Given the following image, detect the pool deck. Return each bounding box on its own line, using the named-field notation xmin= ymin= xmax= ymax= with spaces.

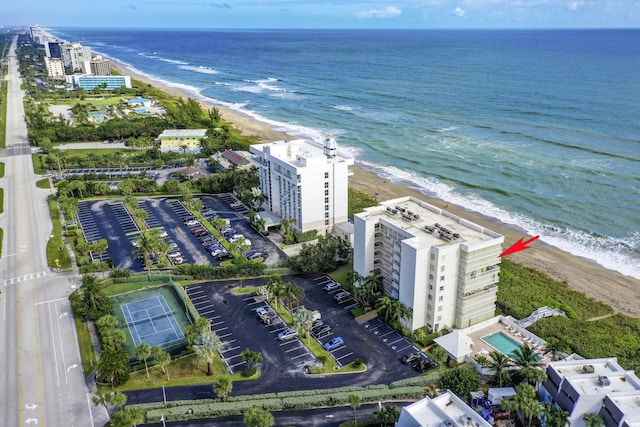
xmin=466 ymin=321 xmax=551 ymax=363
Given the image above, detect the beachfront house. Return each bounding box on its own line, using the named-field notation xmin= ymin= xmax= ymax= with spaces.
xmin=353 ymin=196 xmax=504 ymax=332
xmin=541 ymin=357 xmax=640 ymax=427
xmin=157 ymin=129 xmax=207 ymax=154
xmin=250 ymin=138 xmax=354 ymax=233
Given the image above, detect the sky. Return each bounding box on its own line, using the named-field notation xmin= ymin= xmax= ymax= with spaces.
xmin=4 ymin=0 xmax=640 ymax=29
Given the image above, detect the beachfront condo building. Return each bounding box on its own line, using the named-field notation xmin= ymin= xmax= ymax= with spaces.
xmin=157 ymin=129 xmax=207 ymax=154
xmin=61 ymin=43 xmax=92 ymax=72
xmin=250 ymin=138 xmax=354 ymax=233
xmin=541 ymin=357 xmax=640 ymax=427
xmin=44 ymin=57 xmax=65 ymax=79
xmin=81 ymin=56 xmax=111 ymax=76
xmin=396 ymin=390 xmax=492 ymax=427
xmin=45 ymin=40 xmax=63 ymax=59
xmin=353 ymin=196 xmax=504 ymax=332
xmin=66 ymin=74 xmax=132 ymax=91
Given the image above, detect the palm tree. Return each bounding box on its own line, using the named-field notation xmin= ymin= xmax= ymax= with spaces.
xmin=502 ymin=383 xmax=541 ymax=427
xmin=510 ymin=343 xmax=546 ymax=385
xmin=293 ymin=307 xmax=314 ymax=344
xmin=131 ymin=229 xmax=163 ymax=279
xmin=240 ymin=348 xmax=262 ymax=376
xmin=375 ymin=295 xmax=394 ymax=323
xmin=374 ymin=405 xmax=400 ymax=426
xmin=211 ymin=217 xmax=228 ymax=232
xmin=110 ymin=391 xmax=127 ymax=411
xmin=541 ymin=402 xmax=569 ymax=427
xmin=489 ymin=351 xmax=512 ymax=387
xmin=132 ymin=209 xmax=148 ymax=229
xmin=92 ymin=389 xmax=112 ymax=420
xmin=87 ymin=152 xmax=99 ymax=170
xmin=279 ymin=218 xmax=296 ymax=244
xmin=212 ymin=376 xmax=233 ymax=401
xmin=348 ymin=394 xmax=362 ymax=423
xmin=282 ymin=281 xmax=304 ymax=313
xmin=135 ymin=343 xmax=152 ymax=379
xmin=243 ymin=407 xmax=274 ymax=427
xmin=544 ymin=337 xmax=563 ymax=361
xmin=193 ymin=330 xmax=221 ymax=376
xmin=582 ymin=413 xmax=605 ymax=427
xmin=156 ymin=350 xmax=171 ymax=381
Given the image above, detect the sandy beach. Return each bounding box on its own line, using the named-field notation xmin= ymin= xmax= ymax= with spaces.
xmin=109 ymin=58 xmax=640 ymax=319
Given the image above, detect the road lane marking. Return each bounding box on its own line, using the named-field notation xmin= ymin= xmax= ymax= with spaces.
xmin=48 ymin=304 xmax=61 ymax=387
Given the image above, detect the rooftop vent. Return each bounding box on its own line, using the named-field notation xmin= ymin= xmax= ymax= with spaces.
xmin=598 ymin=376 xmax=611 ymax=387
xmin=583 ymin=365 xmax=595 ymax=374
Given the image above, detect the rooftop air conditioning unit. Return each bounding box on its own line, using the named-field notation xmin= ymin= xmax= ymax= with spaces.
xmin=598 ymin=376 xmax=611 ymax=387
xmin=583 ymin=365 xmax=595 ymax=374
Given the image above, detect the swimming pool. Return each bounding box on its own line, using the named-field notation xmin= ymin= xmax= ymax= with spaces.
xmin=481 ymin=331 xmax=542 ymax=360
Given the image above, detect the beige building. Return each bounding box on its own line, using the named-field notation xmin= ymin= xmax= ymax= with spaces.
xmin=81 ymin=56 xmax=111 ymax=76
xmin=44 ymin=57 xmax=65 ymax=79
xmin=354 ymin=196 xmax=503 ymax=332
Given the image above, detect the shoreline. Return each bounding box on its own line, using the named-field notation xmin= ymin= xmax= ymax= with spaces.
xmin=107 ymin=56 xmax=640 ymax=319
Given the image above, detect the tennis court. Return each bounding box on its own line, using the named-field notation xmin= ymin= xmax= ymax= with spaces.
xmin=111 ymin=284 xmax=193 ymax=359
xmin=121 ymin=295 xmax=185 ymax=348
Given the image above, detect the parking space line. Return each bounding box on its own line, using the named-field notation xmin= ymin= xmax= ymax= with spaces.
xmin=187 ymin=290 xmax=206 ymax=297
xmin=285 ymin=346 xmax=305 ymax=353
xmin=213 ymin=327 xmax=228 ymax=333
xmin=387 ymin=337 xmax=405 ymax=346
xmin=395 ymin=344 xmax=414 ymax=353
xmin=219 ymin=346 xmax=240 ymax=353
xmin=368 ymin=324 xmax=386 ymax=332
xmin=312 ymin=276 xmax=330 ymax=281
xmin=222 ymin=339 xmax=236 ymax=345
xmin=187 ymin=285 xmax=202 ymax=290
xmin=218 ymin=333 xmax=232 ymax=339
xmin=291 ymin=353 xmax=312 ymax=360
xmin=228 ymin=361 xmax=247 ymax=369
xmin=199 ymin=309 xmax=216 ymax=315
xmin=335 ymin=352 xmax=354 ymax=362
xmin=190 ymin=295 xmax=209 ymax=302
xmin=209 ymin=321 xmax=224 ymax=327
xmin=194 ymin=303 xmax=212 ymax=310
xmin=379 ymin=330 xmax=397 ymax=338
xmin=246 ymin=300 xmax=263 ymax=306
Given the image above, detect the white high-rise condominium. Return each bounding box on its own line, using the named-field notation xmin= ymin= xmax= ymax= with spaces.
xmin=250 ymin=138 xmax=354 ymax=233
xmin=353 ymin=196 xmax=504 ymax=332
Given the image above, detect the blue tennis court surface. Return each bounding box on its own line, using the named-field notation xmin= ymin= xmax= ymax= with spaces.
xmin=121 ymin=295 xmax=185 ymax=348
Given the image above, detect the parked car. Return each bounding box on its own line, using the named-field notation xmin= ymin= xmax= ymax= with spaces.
xmin=167 ymin=252 xmax=182 ymax=259
xmin=191 ymin=227 xmax=207 ymax=235
xmin=333 ymin=291 xmax=352 ymax=303
xmin=311 ymin=324 xmax=332 ymax=338
xmin=246 ymin=251 xmax=263 ymax=260
xmin=185 ymin=220 xmax=200 ymax=226
xmin=402 ymin=352 xmax=422 ymax=365
xmin=323 ymin=282 xmax=342 ymax=292
xmin=256 ymin=307 xmax=270 ymax=324
xmin=414 ymin=358 xmax=438 ymax=372
xmin=200 ymin=209 xmax=215 ymax=216
xmin=276 ymin=328 xmax=298 ymax=341
xmin=158 ymin=230 xmax=168 ymax=238
xmin=311 ymin=319 xmax=323 ymax=330
xmin=215 ymin=252 xmax=233 ymax=261
xmin=322 ymin=337 xmax=344 ymax=351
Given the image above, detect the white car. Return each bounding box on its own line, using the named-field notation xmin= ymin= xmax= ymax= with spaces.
xmin=185 ymin=220 xmax=200 ymax=226
xmin=277 ymin=328 xmax=298 ymax=341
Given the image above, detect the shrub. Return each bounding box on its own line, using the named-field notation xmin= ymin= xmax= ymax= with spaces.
xmin=352 ymin=358 xmax=363 ymax=368
xmin=110 ymin=269 xmax=132 ymax=278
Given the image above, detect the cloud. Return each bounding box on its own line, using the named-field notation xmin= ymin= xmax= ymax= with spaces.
xmin=356 ymin=6 xmax=402 ymax=19
xmin=123 ymin=4 xmax=138 ymax=10
xmin=142 ymin=1 xmax=231 ymax=6
xmin=452 ymin=6 xmax=465 ymax=16
xmin=567 ymin=0 xmax=584 ymax=10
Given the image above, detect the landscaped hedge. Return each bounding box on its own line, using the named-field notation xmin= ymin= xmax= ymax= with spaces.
xmin=139 ymin=384 xmax=423 ymax=423
xmin=173 ymin=263 xmax=266 ymax=279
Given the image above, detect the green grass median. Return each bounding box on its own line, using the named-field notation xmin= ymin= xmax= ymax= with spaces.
xmin=46 ymin=195 xmax=72 ymax=268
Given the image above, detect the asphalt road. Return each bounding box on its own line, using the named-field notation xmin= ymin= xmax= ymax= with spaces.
xmin=0 ymin=37 xmax=106 ymax=427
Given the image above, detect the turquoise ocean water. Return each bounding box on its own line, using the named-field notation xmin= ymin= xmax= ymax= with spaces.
xmin=52 ymin=28 xmax=640 ymax=278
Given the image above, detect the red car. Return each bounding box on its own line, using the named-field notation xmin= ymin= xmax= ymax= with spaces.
xmin=191 ymin=228 xmax=206 ymax=235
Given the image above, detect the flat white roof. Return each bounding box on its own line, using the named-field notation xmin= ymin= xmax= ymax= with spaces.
xmin=158 ymin=129 xmax=207 ymax=138
xmin=251 ymin=139 xmax=353 ymax=168
xmin=399 ymin=391 xmax=492 ymax=426
xmin=550 ymin=358 xmax=626 ymax=377
xmin=358 ymin=196 xmax=502 ymax=247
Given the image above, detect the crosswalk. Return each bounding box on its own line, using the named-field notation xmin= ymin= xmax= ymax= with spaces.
xmin=3 ymin=271 xmax=48 ymax=286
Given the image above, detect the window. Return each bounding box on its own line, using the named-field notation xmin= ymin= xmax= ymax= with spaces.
xmin=437 ymin=305 xmax=443 ymax=312
xmin=324 ymin=182 xmax=329 ymax=188
xmin=440 ymin=275 xmax=445 ymax=281
xmin=439 ymin=286 xmax=444 ymax=291
xmin=324 ymin=189 xmax=329 ymax=196
xmin=325 ymin=219 xmax=330 ymax=226
xmin=325 ymin=212 xmax=329 ymax=218
xmin=429 ymin=285 xmax=433 ymax=290
xmin=437 ymin=315 xmax=442 ymax=321
xmin=440 ymin=266 xmax=446 ymax=272
xmin=325 ymin=197 xmax=329 ymax=203
xmin=324 ymin=172 xmax=329 ymax=179
xmin=325 ymin=204 xmax=329 ymax=211
xmin=439 ymin=296 xmax=444 ymax=302
xmin=428 ymin=294 xmax=432 ymax=300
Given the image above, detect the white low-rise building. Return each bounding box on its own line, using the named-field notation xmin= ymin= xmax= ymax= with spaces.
xmin=396 ymin=390 xmax=493 ymax=427
xmin=250 ymin=138 xmax=353 ymax=233
xmin=542 ymin=357 xmax=640 ymax=427
xmin=354 ymin=196 xmax=503 ymax=332
xmin=44 ymin=57 xmax=65 ymax=79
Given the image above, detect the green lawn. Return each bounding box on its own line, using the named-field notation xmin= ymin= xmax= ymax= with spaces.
xmin=0 ymin=188 xmax=3 ymax=214
xmin=50 ymin=147 xmax=127 ymax=156
xmin=45 ymin=195 xmax=72 ymax=268
xmin=36 ymin=178 xmax=50 ymax=189
xmin=70 ymin=292 xmax=97 ymax=376
xmin=0 ymin=162 xmax=5 ymax=178
xmin=47 ymin=96 xmax=124 ymax=106
xmin=32 ymin=154 xmax=47 ymax=175
xmin=0 ymin=228 xmax=4 ymax=259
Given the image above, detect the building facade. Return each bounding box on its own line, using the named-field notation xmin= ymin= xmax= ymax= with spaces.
xmin=542 ymin=357 xmax=640 ymax=427
xmin=157 ymin=129 xmax=207 ymax=154
xmin=66 ymin=75 xmax=132 ymax=90
xmin=61 ymin=43 xmax=92 ymax=72
xmin=250 ymin=138 xmax=353 ymax=233
xmin=353 ymin=196 xmax=503 ymax=332
xmin=44 ymin=57 xmax=65 ymax=79
xmin=81 ymin=56 xmax=111 ymax=76
xmin=45 ymin=40 xmax=63 ymax=58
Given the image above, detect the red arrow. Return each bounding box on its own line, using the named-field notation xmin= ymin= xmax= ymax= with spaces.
xmin=499 ymin=235 xmax=540 ymax=257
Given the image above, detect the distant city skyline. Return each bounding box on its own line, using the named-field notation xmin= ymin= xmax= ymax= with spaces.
xmin=5 ymin=0 xmax=640 ymax=29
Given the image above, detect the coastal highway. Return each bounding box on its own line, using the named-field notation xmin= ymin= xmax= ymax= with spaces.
xmin=0 ymin=37 xmax=104 ymax=427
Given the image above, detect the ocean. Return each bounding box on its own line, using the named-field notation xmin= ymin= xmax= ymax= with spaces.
xmin=50 ymin=28 xmax=640 ymax=279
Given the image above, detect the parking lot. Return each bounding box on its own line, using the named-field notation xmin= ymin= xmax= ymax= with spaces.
xmin=180 ymin=275 xmax=422 ymax=387
xmin=75 ymin=194 xmax=286 ymax=271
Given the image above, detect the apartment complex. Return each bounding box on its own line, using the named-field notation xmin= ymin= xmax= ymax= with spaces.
xmin=542 ymin=357 xmax=640 ymax=427
xmin=250 ymin=138 xmax=353 ymax=233
xmin=44 ymin=57 xmax=65 ymax=79
xmin=61 ymin=42 xmax=93 ymax=72
xmin=157 ymin=129 xmax=207 ymax=154
xmin=353 ymin=196 xmax=503 ymax=332
xmin=66 ymin=75 xmax=132 ymax=91
xmin=81 ymin=55 xmax=111 ymax=76
xmin=396 ymin=390 xmax=493 ymax=427
xmin=44 ymin=40 xmax=63 ymax=59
